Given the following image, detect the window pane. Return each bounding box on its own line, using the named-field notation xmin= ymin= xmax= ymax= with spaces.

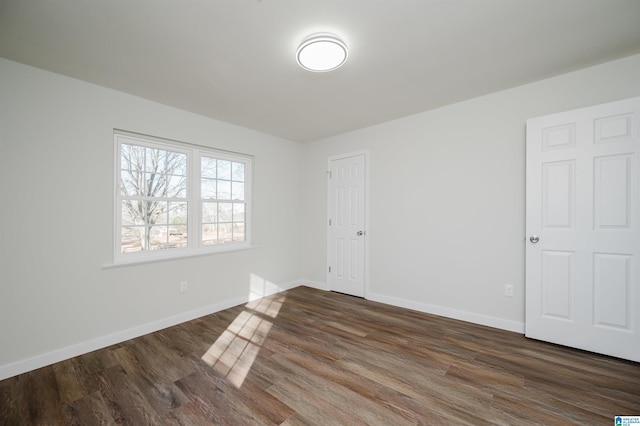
xmin=201 ymin=178 xmax=216 ymax=199
xmin=149 ymin=226 xmax=168 ymax=250
xmin=201 ymin=157 xmax=217 ymax=178
xmin=218 ymin=160 xmax=231 ymax=180
xmin=142 ymin=148 xmax=187 ymax=197
xmin=218 ymin=223 xmax=233 ymax=243
xmin=122 ymin=201 xmax=145 ymax=226
xmin=146 ymin=148 xmax=166 ymax=172
xmin=145 ymin=172 xmax=164 ymax=197
xmin=219 ymin=203 xmax=232 ymax=222
xmin=217 ymin=180 xmax=231 ymax=200
xmin=120 ymin=169 xmax=143 ymax=196
xmin=126 ymin=200 xmax=147 ymax=224
xmin=233 ymin=203 xmax=245 ymax=222
xmin=121 ymin=226 xmax=143 ymax=253
xmin=120 ymin=144 xmax=146 ymax=196
xmin=202 ymin=202 xmax=217 ymax=223
xmin=231 ymin=182 xmax=244 ymax=200
xmin=232 ymin=223 xmax=245 ymax=242
xmin=122 ymin=200 xmax=174 ymax=229
xmin=169 ymin=202 xmax=187 ymax=224
xmin=121 ymin=144 xmax=145 ymax=172
xmin=166 ymin=175 xmax=187 ymax=198
xmin=169 ymin=152 xmax=187 ymax=176
xmin=202 ymin=224 xmax=217 ymax=245
xmin=232 ymin=162 xmax=245 ymax=181
xmin=168 ymin=225 xmax=188 ymax=248
xmin=147 ymin=201 xmax=168 ymax=225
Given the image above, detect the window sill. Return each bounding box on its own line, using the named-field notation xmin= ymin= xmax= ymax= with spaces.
xmin=102 ymin=242 xmax=258 ymax=269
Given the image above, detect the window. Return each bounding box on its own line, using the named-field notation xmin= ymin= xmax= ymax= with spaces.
xmin=115 ymin=132 xmax=252 ymax=264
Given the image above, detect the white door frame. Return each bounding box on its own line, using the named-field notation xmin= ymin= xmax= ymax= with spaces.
xmin=327 ymin=150 xmax=370 ymax=298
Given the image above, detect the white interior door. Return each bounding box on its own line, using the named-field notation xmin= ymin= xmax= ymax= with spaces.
xmin=327 ymin=153 xmax=367 ymax=297
xmin=525 ymin=97 xmax=640 ymax=362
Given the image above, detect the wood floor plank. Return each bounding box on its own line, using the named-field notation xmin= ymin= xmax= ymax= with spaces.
xmin=94 ymin=365 xmax=163 ymax=425
xmin=494 ymin=384 xmax=610 ymax=425
xmin=268 ymin=356 xmax=414 ymax=426
xmin=51 ymin=360 xmax=88 ymax=404
xmin=183 ymin=350 xmax=295 ymax=423
xmin=176 ymin=356 xmax=294 ymax=425
xmin=113 ymin=345 xmax=190 ymax=417
xmin=1 ymin=286 xmax=639 ymax=425
xmin=267 ymin=375 xmax=395 ymax=426
xmin=0 ymin=373 xmax=29 ymax=425
xmin=161 ymin=400 xmax=210 ymax=426
xmin=23 ymin=367 xmax=66 ymax=425
xmin=63 ymin=391 xmax=116 ymax=425
xmin=369 ymin=385 xmax=448 ymax=425
xmin=334 ymin=357 xmax=487 ymax=425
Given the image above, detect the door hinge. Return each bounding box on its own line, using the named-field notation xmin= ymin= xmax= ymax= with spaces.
xmin=329 ymin=218 xmax=332 ymax=226
xmin=329 ymin=266 xmax=332 ymax=273
xmin=327 ymin=171 xmax=332 ymax=179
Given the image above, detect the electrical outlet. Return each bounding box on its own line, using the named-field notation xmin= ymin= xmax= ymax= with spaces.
xmin=504 ymin=284 xmax=514 ymax=297
xmin=180 ymin=281 xmax=188 ymax=293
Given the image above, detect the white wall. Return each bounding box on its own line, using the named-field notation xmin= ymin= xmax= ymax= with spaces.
xmin=0 ymin=59 xmax=304 ymax=379
xmin=301 ymin=53 xmax=640 ymax=332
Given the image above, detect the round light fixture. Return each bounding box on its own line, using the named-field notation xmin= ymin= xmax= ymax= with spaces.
xmin=296 ymin=33 xmax=348 ymax=72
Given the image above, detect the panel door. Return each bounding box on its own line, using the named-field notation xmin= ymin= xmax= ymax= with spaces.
xmin=525 ymin=97 xmax=640 ymax=362
xmin=327 ymin=154 xmax=366 ymax=297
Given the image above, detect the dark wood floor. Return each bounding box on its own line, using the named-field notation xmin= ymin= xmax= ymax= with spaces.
xmin=1 ymin=286 xmax=639 ymax=425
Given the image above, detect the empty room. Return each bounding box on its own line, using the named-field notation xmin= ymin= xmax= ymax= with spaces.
xmin=1 ymin=1 xmax=640 ymax=424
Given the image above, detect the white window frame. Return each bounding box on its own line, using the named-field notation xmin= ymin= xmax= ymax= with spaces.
xmin=113 ymin=131 xmax=253 ymax=265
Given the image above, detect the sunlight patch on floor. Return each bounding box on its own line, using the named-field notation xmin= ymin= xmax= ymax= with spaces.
xmin=202 ymin=288 xmax=285 ymax=388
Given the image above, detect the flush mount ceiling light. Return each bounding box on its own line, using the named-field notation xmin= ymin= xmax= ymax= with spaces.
xmin=296 ymin=33 xmax=348 ymax=72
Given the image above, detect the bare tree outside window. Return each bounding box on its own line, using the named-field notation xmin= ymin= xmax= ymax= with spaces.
xmin=120 ymin=143 xmax=188 ymax=252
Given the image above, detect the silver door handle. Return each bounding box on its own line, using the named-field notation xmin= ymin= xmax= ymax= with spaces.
xmin=530 ymin=235 xmax=539 ymax=243
xmin=357 ymin=230 xmax=365 ymax=236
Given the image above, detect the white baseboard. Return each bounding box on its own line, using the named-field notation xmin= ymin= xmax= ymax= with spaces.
xmin=0 ymin=280 xmax=302 ymax=381
xmin=367 ymin=291 xmax=525 ymax=334
xmin=299 ymin=280 xmax=329 ymax=291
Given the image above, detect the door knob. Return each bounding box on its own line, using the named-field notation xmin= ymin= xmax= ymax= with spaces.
xmin=357 ymin=230 xmax=365 ymax=236
xmin=530 ymin=235 xmax=539 ymax=243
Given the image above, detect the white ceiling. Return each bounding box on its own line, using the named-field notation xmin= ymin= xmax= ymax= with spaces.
xmin=1 ymin=1 xmax=640 ymax=143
